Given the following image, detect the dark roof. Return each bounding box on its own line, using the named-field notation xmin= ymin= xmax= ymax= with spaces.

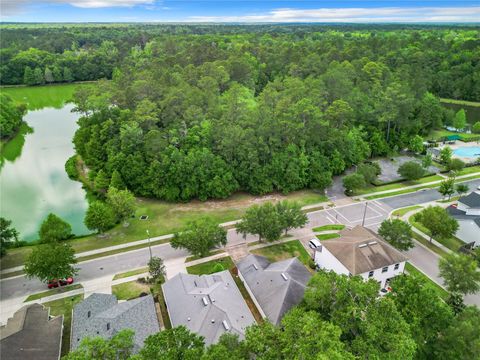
xmin=458 ymin=191 xmax=480 ymax=208
xmin=0 ymin=304 xmax=63 ymax=360
xmin=237 ymin=255 xmax=311 ymax=325
xmin=446 ymin=205 xmax=466 ymax=216
xmin=71 ymin=293 xmax=159 ymax=352
xmin=162 ymin=271 xmax=255 ymax=345
xmin=320 ymin=226 xmax=408 ymax=275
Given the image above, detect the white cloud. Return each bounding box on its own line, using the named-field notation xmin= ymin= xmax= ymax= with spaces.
xmin=188 ymin=6 xmax=480 ymax=23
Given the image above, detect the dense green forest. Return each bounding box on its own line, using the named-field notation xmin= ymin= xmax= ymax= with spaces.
xmin=0 ymin=93 xmax=26 ymax=139
xmin=3 ymin=24 xmax=479 ymax=201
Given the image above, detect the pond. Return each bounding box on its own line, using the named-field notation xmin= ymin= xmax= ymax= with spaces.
xmin=0 ymin=84 xmax=90 ymax=241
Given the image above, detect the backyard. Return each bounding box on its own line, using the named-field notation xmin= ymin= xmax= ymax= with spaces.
xmin=111 ymin=280 xmax=150 ymax=300
xmin=186 ymin=256 xmax=235 ymax=275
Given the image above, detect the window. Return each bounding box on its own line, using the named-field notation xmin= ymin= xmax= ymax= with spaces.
xmin=106 ymin=323 xmax=110 ymax=331
xmin=394 ymin=263 xmax=400 ymax=270
xmin=368 ymin=271 xmax=374 ymax=277
xmin=382 ymin=266 xmax=388 ymax=273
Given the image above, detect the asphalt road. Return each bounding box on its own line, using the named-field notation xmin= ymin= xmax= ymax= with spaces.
xmin=2 ymin=178 xmax=479 ymax=308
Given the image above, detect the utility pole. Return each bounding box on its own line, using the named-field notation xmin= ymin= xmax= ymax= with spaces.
xmin=146 ymin=229 xmax=152 ymax=261
xmin=361 ymin=202 xmax=368 ymax=227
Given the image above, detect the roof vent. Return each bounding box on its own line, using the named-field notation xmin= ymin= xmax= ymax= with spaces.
xmin=187 ymin=317 xmax=191 ymax=321
xmin=194 ymin=280 xmax=198 ymax=287
xmin=368 ymin=241 xmax=377 ymax=245
xmin=359 ymin=244 xmax=368 ymax=248
xmin=202 ymin=297 xmax=209 ymax=306
xmin=222 ymin=320 xmax=230 ymax=330
xmin=281 ymin=273 xmax=288 ymax=281
xmin=211 ymin=319 xmax=215 ymax=324
xmin=253 ymin=264 xmax=258 ymax=270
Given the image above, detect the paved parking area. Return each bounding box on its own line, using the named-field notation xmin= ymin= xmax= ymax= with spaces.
xmin=375 ymin=156 xmax=440 ymax=183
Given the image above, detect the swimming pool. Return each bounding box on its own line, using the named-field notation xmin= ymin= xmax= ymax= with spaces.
xmin=453 ymin=146 xmax=480 ymax=158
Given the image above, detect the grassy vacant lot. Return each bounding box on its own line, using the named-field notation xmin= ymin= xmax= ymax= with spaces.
xmin=409 ymin=216 xmax=464 ymax=253
xmin=392 ymin=206 xmax=422 ymax=217
xmin=312 ymin=224 xmax=345 ymax=232
xmin=113 ymin=267 xmax=148 ymax=280
xmin=24 ymin=284 xmax=83 ymax=302
xmin=251 ymin=240 xmax=310 ymax=266
xmin=44 ymin=294 xmax=84 ymax=356
xmin=186 ymin=256 xmax=235 ymax=275
xmin=405 ymin=263 xmax=449 ymax=300
xmin=355 ymin=174 xmax=444 ymax=196
xmin=1 ymin=190 xmax=327 ymax=270
xmin=112 ymin=280 xmax=150 ymax=300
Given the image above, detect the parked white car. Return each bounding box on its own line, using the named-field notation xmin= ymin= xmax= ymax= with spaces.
xmin=309 ymin=238 xmax=321 ymax=249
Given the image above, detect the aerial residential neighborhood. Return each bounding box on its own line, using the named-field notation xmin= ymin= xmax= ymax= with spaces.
xmin=1 ymin=1 xmax=480 ymax=359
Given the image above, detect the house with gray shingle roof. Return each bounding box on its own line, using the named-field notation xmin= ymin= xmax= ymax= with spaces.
xmin=71 ymin=293 xmax=159 ymax=352
xmin=237 ymin=255 xmax=312 ymax=325
xmin=447 ymin=191 xmax=480 ymax=247
xmin=314 ymin=226 xmax=407 ymax=289
xmin=162 ymin=270 xmax=255 ymax=345
xmin=0 ymin=303 xmax=63 ymax=360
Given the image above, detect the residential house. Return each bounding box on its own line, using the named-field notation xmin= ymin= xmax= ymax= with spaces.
xmin=162 ymin=270 xmax=255 ymax=345
xmin=237 ymin=255 xmax=312 ymax=325
xmin=447 ymin=190 xmax=480 ymax=247
xmin=0 ymin=303 xmax=63 ymax=360
xmin=314 ymin=225 xmax=408 ymax=289
xmin=71 ymin=293 xmax=159 ymax=352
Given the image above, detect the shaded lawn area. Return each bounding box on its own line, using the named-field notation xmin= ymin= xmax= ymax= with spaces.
xmin=186 ymin=256 xmax=235 ymax=275
xmin=409 ymin=216 xmax=464 ymax=253
xmin=112 ymin=280 xmax=150 ymax=300
xmin=1 ymin=190 xmax=327 ymax=270
xmin=24 ymin=284 xmax=83 ymax=302
xmin=355 ymin=174 xmax=444 ymax=196
xmin=405 ymin=263 xmax=449 ymax=300
xmin=392 ymin=206 xmax=422 ymax=217
xmin=251 ymin=240 xmax=310 ymax=266
xmin=113 ymin=267 xmax=148 ymax=281
xmin=312 ymin=224 xmax=345 ymax=232
xmin=412 ymin=233 xmax=448 ymax=258
xmin=150 ymin=283 xmax=172 ymax=329
xmin=230 ymin=269 xmax=264 ymax=323
xmin=316 ymin=233 xmax=341 ymax=240
xmin=44 ymin=294 xmax=84 ymax=357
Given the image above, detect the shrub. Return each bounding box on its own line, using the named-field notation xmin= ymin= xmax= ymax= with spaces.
xmin=65 ymin=155 xmax=79 ymax=180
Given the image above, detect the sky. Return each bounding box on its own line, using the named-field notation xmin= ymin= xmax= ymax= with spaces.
xmin=1 ymin=0 xmax=479 ymax=23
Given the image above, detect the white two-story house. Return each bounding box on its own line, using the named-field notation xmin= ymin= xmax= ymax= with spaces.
xmin=314 ymin=226 xmax=408 ymax=289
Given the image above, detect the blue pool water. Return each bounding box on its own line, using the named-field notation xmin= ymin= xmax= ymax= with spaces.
xmin=453 ymin=146 xmax=480 ymax=158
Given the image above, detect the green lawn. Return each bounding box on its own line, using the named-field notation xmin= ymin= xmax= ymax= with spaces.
xmin=186 ymin=256 xmax=235 ymax=275
xmin=312 ymin=224 xmax=345 ymax=232
xmin=456 ymin=165 xmax=480 ymax=176
xmin=405 ymin=263 xmax=449 ymax=300
xmin=44 ymin=294 xmax=84 ymax=356
xmin=412 ymin=233 xmax=448 ymax=258
xmin=355 ymin=174 xmax=444 ymax=196
xmin=112 ymin=280 xmax=150 ymax=300
xmin=316 ymin=233 xmax=341 ymax=240
xmin=185 ymin=249 xmax=225 ymax=262
xmin=251 ymin=240 xmax=311 ymax=266
xmin=365 ymin=174 xmax=480 ymax=200
xmin=112 ymin=267 xmax=148 ymax=280
xmin=430 ymin=129 xmax=480 ymax=141
xmin=392 ymin=206 xmax=422 ymax=217
xmin=409 ymin=216 xmax=464 ymax=253
xmin=24 ymin=284 xmax=83 ymax=302
xmin=0 ymin=190 xmax=327 ymax=270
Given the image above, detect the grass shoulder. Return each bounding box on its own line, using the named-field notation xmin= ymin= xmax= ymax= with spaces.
xmin=391 ymin=206 xmax=422 ymax=217
xmin=24 ymin=283 xmax=83 ymax=302
xmin=409 ymin=216 xmax=464 ymax=253
xmin=312 ymin=224 xmax=345 ymax=232
xmin=112 ymin=267 xmax=148 ymax=281
xmin=44 ymin=294 xmax=84 ymax=356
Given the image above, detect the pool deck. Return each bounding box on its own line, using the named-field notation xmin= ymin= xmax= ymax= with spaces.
xmin=436 ymin=141 xmax=480 ymax=163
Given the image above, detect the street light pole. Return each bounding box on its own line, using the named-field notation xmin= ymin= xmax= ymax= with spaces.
xmin=361 ymin=202 xmax=368 ymax=227
xmin=146 ymin=229 xmax=152 ymax=261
